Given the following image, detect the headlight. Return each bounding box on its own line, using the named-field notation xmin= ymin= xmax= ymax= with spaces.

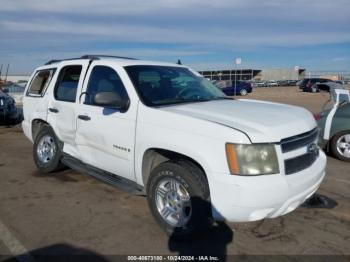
xmin=226 ymin=143 xmax=279 ymax=175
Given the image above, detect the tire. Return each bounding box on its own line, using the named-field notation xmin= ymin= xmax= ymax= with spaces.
xmin=330 ymin=131 xmax=350 ymax=162
xmin=33 ymin=125 xmax=65 ymax=173
xmin=147 ymin=160 xmax=211 ymax=237
xmin=311 ymin=84 xmax=319 ymax=93
xmin=240 ymin=89 xmax=248 ymax=96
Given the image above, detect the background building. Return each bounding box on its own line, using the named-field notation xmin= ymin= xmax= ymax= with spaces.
xmin=257 ymin=69 xmax=306 ymax=81
xmin=198 ymin=69 xmax=261 ymax=81
xmin=304 ymin=71 xmax=350 ymax=81
xmin=199 ymin=68 xmax=306 ymax=81
xmin=1 ymin=75 xmax=30 ymax=83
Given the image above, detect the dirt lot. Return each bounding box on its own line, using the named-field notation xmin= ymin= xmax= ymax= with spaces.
xmin=248 ymin=85 xmax=349 ymax=113
xmin=0 ymin=86 xmax=350 ymax=260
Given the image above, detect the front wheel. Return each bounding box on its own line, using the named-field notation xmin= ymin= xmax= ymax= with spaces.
xmin=147 ymin=160 xmax=211 ymax=237
xmin=33 ymin=126 xmax=65 ymax=173
xmin=330 ymin=131 xmax=350 ymax=162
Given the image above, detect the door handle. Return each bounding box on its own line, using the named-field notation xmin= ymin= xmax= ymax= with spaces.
xmin=78 ymin=115 xmax=91 ymax=121
xmin=48 ymin=108 xmax=59 ymax=113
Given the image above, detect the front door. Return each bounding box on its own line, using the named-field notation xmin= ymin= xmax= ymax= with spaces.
xmin=75 ymin=64 xmax=137 ymax=181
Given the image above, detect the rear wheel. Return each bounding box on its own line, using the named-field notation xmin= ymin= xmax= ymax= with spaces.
xmin=147 ymin=160 xmax=211 ymax=237
xmin=33 ymin=126 xmax=65 ymax=173
xmin=311 ymin=84 xmax=319 ymax=93
xmin=330 ymin=131 xmax=350 ymax=162
xmin=240 ymin=89 xmax=248 ymax=96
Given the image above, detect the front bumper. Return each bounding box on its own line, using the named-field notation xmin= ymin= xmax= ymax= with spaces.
xmin=209 ymin=150 xmax=327 ymax=222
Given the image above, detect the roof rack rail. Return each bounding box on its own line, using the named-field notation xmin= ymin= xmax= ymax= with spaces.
xmin=80 ymin=55 xmax=137 ymax=60
xmin=45 ymin=57 xmax=87 ymax=65
xmin=45 ymin=54 xmax=137 ymax=65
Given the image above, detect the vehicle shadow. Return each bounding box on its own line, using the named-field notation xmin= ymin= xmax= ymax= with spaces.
xmin=168 ymin=198 xmax=234 ymax=261
xmin=2 ymin=243 xmax=109 ymax=262
xmin=301 ymin=193 xmax=338 ymax=209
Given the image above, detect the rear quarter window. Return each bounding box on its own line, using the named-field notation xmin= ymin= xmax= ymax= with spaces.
xmin=27 ymin=69 xmax=56 ymax=96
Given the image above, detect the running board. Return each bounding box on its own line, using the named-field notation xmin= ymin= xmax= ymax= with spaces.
xmin=61 ymin=154 xmax=144 ymax=195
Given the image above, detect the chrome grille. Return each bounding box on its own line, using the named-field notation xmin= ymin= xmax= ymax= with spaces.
xmin=280 ymin=128 xmax=318 ymax=153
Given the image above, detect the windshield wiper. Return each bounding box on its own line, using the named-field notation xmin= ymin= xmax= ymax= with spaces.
xmin=213 ymin=96 xmax=234 ymax=100
xmin=154 ymin=97 xmax=212 ymax=106
xmin=153 ymin=96 xmax=234 ymax=107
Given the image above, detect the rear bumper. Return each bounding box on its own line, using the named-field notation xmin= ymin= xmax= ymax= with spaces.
xmin=209 ymin=151 xmax=327 ymax=222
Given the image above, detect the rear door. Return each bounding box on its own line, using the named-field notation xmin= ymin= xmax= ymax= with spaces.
xmin=47 ymin=60 xmax=90 ymax=156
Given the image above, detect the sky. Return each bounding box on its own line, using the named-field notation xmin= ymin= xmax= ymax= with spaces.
xmin=0 ymin=0 xmax=349 ymax=75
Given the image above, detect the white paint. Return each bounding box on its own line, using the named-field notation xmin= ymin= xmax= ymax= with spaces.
xmin=324 ymin=89 xmax=350 ymax=140
xmin=324 ymin=105 xmax=338 ymax=140
xmin=0 ymin=219 xmax=35 ymax=262
xmin=22 ymin=57 xmax=327 ymax=223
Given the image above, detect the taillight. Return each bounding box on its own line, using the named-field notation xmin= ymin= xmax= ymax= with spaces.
xmin=313 ymin=113 xmax=321 ymax=121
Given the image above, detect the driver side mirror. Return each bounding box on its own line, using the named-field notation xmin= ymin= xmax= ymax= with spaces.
xmin=2 ymin=88 xmax=9 ymax=93
xmin=93 ymin=91 xmax=128 ymax=110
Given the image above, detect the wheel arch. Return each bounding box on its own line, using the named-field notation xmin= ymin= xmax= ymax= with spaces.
xmin=32 ymin=118 xmax=50 ymax=141
xmin=141 ymin=148 xmax=208 ymax=188
xmin=330 ymin=129 xmax=350 ymax=143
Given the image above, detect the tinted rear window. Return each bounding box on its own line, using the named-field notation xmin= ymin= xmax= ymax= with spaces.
xmin=54 ymin=65 xmax=82 ymax=102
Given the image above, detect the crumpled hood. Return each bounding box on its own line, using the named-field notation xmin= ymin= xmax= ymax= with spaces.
xmin=160 ymin=99 xmax=316 ymax=143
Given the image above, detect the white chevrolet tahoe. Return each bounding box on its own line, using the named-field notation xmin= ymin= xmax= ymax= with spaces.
xmin=22 ymin=55 xmax=326 ymax=236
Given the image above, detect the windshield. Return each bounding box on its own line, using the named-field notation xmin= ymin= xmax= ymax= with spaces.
xmin=124 ymin=65 xmax=227 ymax=106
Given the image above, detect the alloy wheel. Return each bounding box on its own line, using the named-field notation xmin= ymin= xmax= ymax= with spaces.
xmin=155 ymin=178 xmax=192 ymax=227
xmin=37 ymin=135 xmax=56 ymax=163
xmin=336 ymin=134 xmax=350 ymax=158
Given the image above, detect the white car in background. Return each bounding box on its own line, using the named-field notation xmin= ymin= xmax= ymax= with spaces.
xmin=4 ymin=82 xmax=26 ymax=104
xmin=266 ymin=80 xmax=279 ymax=87
xmin=22 ymin=55 xmax=327 ymax=236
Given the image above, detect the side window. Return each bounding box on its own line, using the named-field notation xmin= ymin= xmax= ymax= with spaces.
xmin=85 ymin=66 xmax=129 ymax=105
xmin=54 ymin=65 xmax=82 ymax=102
xmin=27 ymin=69 xmax=56 ymax=96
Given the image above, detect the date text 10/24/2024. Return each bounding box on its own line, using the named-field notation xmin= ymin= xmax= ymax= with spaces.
xmin=127 ymin=256 xmax=220 ymax=261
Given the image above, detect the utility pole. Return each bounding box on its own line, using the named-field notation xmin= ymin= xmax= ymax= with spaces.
xmin=234 ymin=68 xmax=237 ymax=96
xmin=294 ymin=66 xmax=299 ymax=81
xmin=4 ymin=64 xmax=9 ymax=84
xmin=234 ymin=57 xmax=242 ymax=96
